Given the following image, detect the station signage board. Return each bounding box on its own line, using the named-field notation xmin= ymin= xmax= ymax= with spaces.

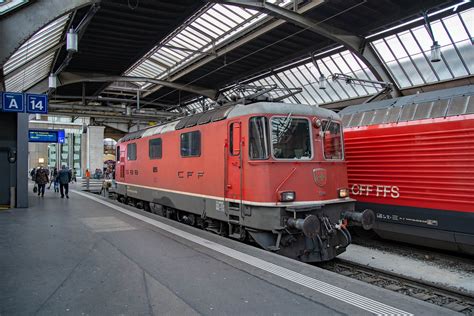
xmin=2 ymin=92 xmax=24 ymax=112
xmin=29 ymin=129 xmax=65 ymax=144
xmin=1 ymin=92 xmax=48 ymax=114
xmin=26 ymin=94 xmax=48 ymax=114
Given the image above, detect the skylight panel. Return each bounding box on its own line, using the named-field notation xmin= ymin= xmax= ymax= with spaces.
xmin=5 ymin=52 xmax=55 ymax=92
xmin=153 ymin=53 xmax=178 ymax=66
xmin=4 ymin=14 xmax=69 ymax=76
xmin=184 ymin=27 xmax=212 ymax=44
xmin=431 ymin=20 xmax=453 ymax=46
xmin=194 ymin=19 xmax=224 ymax=37
xmin=459 ymin=9 xmax=473 ymax=37
xmin=371 ymin=8 xmax=473 ymax=89
xmin=444 ymin=15 xmax=469 ymax=42
xmin=123 ymin=3 xmax=271 ymax=82
xmin=180 ymin=29 xmax=208 ymax=46
xmin=160 ymin=47 xmax=189 ymax=60
xmin=0 ymin=0 xmax=29 ymax=15
xmin=385 ymin=35 xmax=409 ymax=59
xmin=173 ymin=34 xmax=201 ymax=50
xmin=206 ymin=12 xmax=236 ymax=32
xmin=212 ymin=4 xmax=246 ymax=23
xmin=207 ymin=8 xmax=236 ymax=29
xmin=123 ymin=1 xmax=296 ymax=90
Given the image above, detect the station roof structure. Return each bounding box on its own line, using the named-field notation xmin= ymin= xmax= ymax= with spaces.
xmin=0 ymin=0 xmax=472 ymax=123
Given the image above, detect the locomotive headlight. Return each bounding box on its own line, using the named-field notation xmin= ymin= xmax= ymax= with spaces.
xmin=280 ymin=191 xmax=296 ymax=202
xmin=338 ymin=188 xmax=349 ymax=198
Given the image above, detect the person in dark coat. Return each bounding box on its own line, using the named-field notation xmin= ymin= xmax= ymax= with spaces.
xmin=30 ymin=168 xmax=36 ymax=181
xmin=58 ymin=165 xmax=72 ymax=199
xmin=35 ymin=166 xmax=49 ymax=197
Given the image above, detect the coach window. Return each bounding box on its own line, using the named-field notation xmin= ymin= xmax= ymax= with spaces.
xmin=249 ymin=116 xmax=269 ymax=160
xmin=321 ymin=121 xmax=343 ymax=160
xmin=127 ymin=143 xmax=137 ymax=160
xmin=149 ymin=138 xmax=162 ymax=159
xmin=181 ymin=131 xmax=201 ymax=157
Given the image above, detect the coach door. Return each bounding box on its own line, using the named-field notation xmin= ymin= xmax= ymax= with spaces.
xmin=226 ymin=121 xmax=243 ymax=208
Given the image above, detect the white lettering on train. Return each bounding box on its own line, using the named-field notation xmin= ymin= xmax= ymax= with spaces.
xmin=351 ymin=184 xmax=399 ymax=199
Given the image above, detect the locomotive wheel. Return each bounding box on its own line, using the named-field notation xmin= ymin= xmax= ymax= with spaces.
xmin=143 ymin=202 xmax=151 ymax=213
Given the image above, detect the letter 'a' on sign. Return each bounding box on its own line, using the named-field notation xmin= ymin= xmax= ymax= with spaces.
xmin=2 ymin=92 xmax=24 ymax=112
xmin=26 ymin=94 xmax=48 ymax=114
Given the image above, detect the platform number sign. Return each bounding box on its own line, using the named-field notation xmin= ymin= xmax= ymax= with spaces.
xmin=26 ymin=94 xmax=48 ymax=114
xmin=2 ymin=92 xmax=24 ymax=112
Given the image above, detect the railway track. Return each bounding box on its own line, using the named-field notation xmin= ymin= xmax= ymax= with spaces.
xmin=318 ymin=259 xmax=474 ymax=315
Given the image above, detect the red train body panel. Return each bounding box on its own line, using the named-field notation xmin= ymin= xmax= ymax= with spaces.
xmin=341 ymin=86 xmax=474 ymax=254
xmin=116 ymin=114 xmax=349 ymax=205
xmin=115 ymin=102 xmax=365 ymax=262
xmin=345 ymin=115 xmax=474 ymax=213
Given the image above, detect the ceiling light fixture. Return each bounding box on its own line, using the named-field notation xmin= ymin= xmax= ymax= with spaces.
xmin=423 ymin=11 xmax=441 ymax=63
xmin=66 ymin=28 xmax=78 ymax=52
xmin=311 ymin=54 xmax=327 ymax=90
xmin=48 ymin=74 xmax=58 ymax=89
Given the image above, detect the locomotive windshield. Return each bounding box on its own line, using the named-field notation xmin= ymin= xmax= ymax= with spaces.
xmin=249 ymin=117 xmax=269 ymax=159
xmin=322 ymin=120 xmax=343 ymax=160
xmin=271 ymin=116 xmax=312 ymax=159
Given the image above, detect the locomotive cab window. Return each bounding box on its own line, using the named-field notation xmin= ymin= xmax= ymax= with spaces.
xmin=322 ymin=121 xmax=343 ymax=160
xmin=271 ymin=116 xmax=312 ymax=160
xmin=149 ymin=138 xmax=162 ymax=159
xmin=181 ymin=131 xmax=201 ymax=157
xmin=249 ymin=116 xmax=269 ymax=160
xmin=127 ymin=143 xmax=137 ymax=161
xmin=116 ymin=145 xmax=120 ymax=160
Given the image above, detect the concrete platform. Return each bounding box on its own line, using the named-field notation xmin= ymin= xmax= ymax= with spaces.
xmin=0 ymin=188 xmax=459 ymax=315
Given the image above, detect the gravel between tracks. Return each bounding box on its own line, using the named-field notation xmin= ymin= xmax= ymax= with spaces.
xmin=319 ymin=236 xmax=474 ymax=314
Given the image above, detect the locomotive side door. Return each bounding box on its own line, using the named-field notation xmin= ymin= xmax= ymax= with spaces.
xmin=226 ymin=121 xmax=243 ymax=210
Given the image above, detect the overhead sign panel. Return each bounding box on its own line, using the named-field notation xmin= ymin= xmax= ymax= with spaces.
xmin=0 ymin=92 xmax=48 ymax=114
xmin=28 ymin=129 xmax=65 ymax=143
xmin=2 ymin=92 xmax=24 ymax=112
xmin=26 ymin=94 xmax=48 ymax=114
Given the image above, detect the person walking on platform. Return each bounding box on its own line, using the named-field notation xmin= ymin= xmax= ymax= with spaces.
xmin=48 ymin=167 xmax=59 ymax=193
xmin=30 ymin=168 xmax=36 ymax=182
xmin=58 ymin=165 xmax=72 ymax=199
xmin=72 ymin=169 xmax=77 ymax=183
xmin=85 ymin=169 xmax=91 ymax=190
xmin=35 ymin=165 xmax=49 ymax=197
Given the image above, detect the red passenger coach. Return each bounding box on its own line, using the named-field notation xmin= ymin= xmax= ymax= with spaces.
xmin=116 ymin=101 xmax=373 ymax=262
xmin=341 ymin=86 xmax=474 ymax=254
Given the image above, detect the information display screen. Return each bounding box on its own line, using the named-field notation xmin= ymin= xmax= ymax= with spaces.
xmin=28 ymin=130 xmax=65 ymax=143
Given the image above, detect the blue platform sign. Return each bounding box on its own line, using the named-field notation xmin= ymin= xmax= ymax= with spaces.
xmin=57 ymin=129 xmax=65 ymax=143
xmin=29 ymin=129 xmax=65 ymax=143
xmin=26 ymin=93 xmax=48 ymax=114
xmin=2 ymin=92 xmax=24 ymax=112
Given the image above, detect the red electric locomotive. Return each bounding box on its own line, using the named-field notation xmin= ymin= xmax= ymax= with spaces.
xmin=341 ymin=85 xmax=474 ymax=254
xmin=116 ymin=101 xmax=373 ymax=262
